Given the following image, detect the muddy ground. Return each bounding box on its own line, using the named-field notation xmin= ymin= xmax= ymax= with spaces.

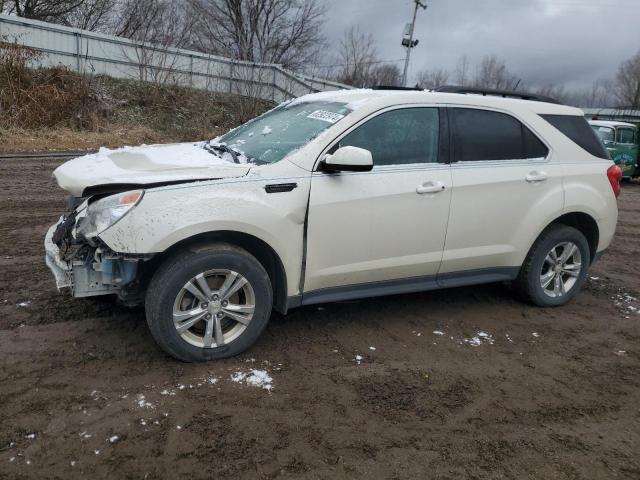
xmin=0 ymin=157 xmax=639 ymax=480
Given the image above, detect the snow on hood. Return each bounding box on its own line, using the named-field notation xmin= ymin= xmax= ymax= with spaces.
xmin=54 ymin=142 xmax=251 ymax=197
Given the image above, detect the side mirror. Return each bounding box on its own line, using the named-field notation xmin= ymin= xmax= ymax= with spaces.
xmin=320 ymin=146 xmax=373 ymax=173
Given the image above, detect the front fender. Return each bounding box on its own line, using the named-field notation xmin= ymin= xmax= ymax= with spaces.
xmin=99 ymin=174 xmax=311 ymax=296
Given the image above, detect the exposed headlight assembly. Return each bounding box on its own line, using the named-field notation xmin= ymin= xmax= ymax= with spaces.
xmin=77 ymin=190 xmax=144 ymax=239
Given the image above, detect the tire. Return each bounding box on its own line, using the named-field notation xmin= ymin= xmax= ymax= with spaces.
xmin=514 ymin=224 xmax=590 ymax=307
xmin=145 ymin=243 xmax=273 ymax=362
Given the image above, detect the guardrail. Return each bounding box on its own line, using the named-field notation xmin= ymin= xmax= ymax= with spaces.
xmin=0 ymin=13 xmax=351 ymax=104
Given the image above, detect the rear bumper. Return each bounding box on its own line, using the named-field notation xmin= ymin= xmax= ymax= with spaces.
xmin=44 ymin=219 xmax=73 ymax=290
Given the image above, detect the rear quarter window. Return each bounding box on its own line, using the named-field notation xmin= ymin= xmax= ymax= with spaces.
xmin=541 ymin=115 xmax=610 ymax=159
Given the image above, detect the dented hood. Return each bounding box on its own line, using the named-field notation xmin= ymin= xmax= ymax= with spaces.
xmin=53 ymin=142 xmax=251 ymax=197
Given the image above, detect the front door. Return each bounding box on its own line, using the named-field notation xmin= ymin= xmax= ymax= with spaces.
xmin=303 ymin=107 xmax=452 ymax=295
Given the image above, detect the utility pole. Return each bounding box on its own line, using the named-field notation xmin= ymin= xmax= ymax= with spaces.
xmin=401 ymin=0 xmax=427 ymax=87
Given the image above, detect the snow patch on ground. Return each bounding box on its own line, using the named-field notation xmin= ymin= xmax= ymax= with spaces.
xmin=135 ymin=394 xmax=154 ymax=409
xmin=464 ymin=331 xmax=494 ymax=347
xmin=231 ymin=369 xmax=273 ymax=391
xmin=612 ymin=291 xmax=640 ymax=317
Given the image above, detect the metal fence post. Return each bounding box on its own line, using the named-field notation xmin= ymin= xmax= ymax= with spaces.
xmin=272 ymin=67 xmax=276 ymax=102
xmin=75 ymin=32 xmax=81 ymax=72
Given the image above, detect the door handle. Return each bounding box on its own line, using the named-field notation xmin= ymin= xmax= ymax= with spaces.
xmin=416 ymin=181 xmax=446 ymax=194
xmin=526 ymin=171 xmax=548 ymax=183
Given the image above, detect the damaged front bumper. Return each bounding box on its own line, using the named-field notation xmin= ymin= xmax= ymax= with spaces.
xmin=44 ymin=217 xmax=140 ymax=298
xmin=45 ymin=219 xmax=73 ymax=290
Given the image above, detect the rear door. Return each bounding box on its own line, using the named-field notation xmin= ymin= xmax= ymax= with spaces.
xmin=440 ymin=107 xmax=564 ymax=277
xmin=304 ymin=107 xmax=452 ymax=294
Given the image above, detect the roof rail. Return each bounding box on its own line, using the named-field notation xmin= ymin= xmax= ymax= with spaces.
xmin=434 ymin=85 xmax=562 ymax=105
xmin=372 ymin=85 xmax=423 ymax=91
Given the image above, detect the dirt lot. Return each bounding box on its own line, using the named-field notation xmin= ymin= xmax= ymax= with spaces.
xmin=1 ymin=156 xmax=639 ymax=479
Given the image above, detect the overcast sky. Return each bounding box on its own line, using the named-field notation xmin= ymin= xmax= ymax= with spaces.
xmin=320 ymin=0 xmax=640 ymax=90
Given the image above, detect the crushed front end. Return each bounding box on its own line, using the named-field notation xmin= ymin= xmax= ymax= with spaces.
xmin=44 ymin=194 xmax=148 ymax=303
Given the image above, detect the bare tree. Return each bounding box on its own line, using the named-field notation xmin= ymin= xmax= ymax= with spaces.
xmin=367 ymin=64 xmax=401 ymax=87
xmin=614 ymin=50 xmax=640 ymax=107
xmin=114 ymin=1 xmax=194 ymax=85
xmin=59 ymin=0 xmax=116 ymax=31
xmin=473 ymin=55 xmax=522 ymax=90
xmin=416 ymin=68 xmax=450 ymax=89
xmin=10 ymin=0 xmax=83 ymax=20
xmin=453 ymin=54 xmax=470 ymax=85
xmin=187 ymin=0 xmax=326 ymax=70
xmin=334 ymin=26 xmax=378 ymax=87
xmin=111 ymin=0 xmax=192 ymax=48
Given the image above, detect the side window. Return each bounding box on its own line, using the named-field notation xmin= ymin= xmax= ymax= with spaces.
xmin=523 ymin=126 xmax=549 ymax=159
xmin=452 ymin=108 xmax=548 ymax=161
xmin=338 ymin=108 xmax=439 ymax=166
xmin=541 ymin=114 xmax=609 ymax=159
xmin=617 ymin=128 xmax=636 ymax=144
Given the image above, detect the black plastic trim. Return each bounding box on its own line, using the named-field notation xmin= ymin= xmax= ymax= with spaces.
xmin=592 ymin=248 xmax=608 ymax=264
xmin=319 ymin=160 xmax=373 ymax=173
xmin=264 ymin=182 xmax=298 ymax=193
xmin=435 ymin=85 xmax=561 ymax=105
xmin=81 ymin=179 xmax=221 ymax=197
xmin=295 ymin=267 xmax=520 ymax=307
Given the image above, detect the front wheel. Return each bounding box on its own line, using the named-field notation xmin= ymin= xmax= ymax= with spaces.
xmin=145 ymin=244 xmax=273 ymax=362
xmin=515 ymin=225 xmax=590 ymax=307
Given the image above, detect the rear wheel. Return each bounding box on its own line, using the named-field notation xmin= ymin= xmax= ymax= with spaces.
xmin=515 ymin=225 xmax=590 ymax=307
xmin=145 ymin=244 xmax=272 ymax=362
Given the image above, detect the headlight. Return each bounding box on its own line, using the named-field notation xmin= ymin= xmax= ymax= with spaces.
xmin=77 ymin=190 xmax=143 ymax=238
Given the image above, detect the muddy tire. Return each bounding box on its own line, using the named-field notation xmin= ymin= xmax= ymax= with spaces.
xmin=515 ymin=224 xmax=590 ymax=307
xmin=145 ymin=243 xmax=272 ymax=362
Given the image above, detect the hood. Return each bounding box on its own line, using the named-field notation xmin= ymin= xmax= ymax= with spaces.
xmin=53 ymin=142 xmax=251 ymax=197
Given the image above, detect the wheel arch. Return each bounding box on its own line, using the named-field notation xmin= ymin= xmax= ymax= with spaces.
xmin=545 ymin=212 xmax=599 ymax=263
xmin=143 ymin=231 xmax=289 ymax=314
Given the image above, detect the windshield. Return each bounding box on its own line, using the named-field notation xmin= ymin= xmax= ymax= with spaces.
xmin=215 ymin=101 xmax=352 ymax=164
xmin=592 ymin=125 xmax=615 ymax=143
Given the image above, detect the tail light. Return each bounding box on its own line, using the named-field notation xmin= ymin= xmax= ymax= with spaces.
xmin=607 ymin=165 xmax=623 ymax=198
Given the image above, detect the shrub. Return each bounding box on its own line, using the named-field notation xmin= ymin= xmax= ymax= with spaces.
xmin=0 ymin=38 xmax=102 ymax=129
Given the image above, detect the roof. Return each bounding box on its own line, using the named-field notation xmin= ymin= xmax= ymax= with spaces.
xmin=589 ymin=119 xmax=636 ymax=128
xmin=291 ymin=88 xmax=582 ymax=116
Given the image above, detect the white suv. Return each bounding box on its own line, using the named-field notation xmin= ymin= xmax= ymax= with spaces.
xmin=45 ymin=88 xmax=621 ymax=362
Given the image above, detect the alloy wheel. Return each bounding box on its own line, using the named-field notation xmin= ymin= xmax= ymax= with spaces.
xmin=172 ymin=269 xmax=255 ymax=348
xmin=539 ymin=242 xmax=582 ymax=298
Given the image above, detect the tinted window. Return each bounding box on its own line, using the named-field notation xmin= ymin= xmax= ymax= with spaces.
xmin=452 ymin=108 xmax=548 ymax=161
xmin=617 ymin=127 xmax=636 ymax=144
xmin=338 ymin=108 xmax=439 ymax=165
xmin=524 ymin=127 xmax=549 ymax=159
xmin=541 ymin=114 xmax=610 ymax=159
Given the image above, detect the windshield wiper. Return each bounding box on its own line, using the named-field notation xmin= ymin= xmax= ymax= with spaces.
xmin=205 ymin=142 xmax=240 ymax=164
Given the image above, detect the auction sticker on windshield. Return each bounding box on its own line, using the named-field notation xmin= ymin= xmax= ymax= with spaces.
xmin=307 ymin=110 xmax=345 ymax=123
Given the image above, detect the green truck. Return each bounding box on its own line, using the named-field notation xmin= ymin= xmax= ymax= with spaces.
xmin=589 ymin=120 xmax=639 ymax=178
